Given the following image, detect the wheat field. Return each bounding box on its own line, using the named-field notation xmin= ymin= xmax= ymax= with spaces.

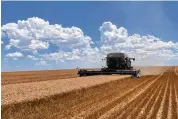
xmin=2 ymin=66 xmax=178 ymax=119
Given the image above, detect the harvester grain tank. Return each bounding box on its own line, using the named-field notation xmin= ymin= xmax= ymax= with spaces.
xmin=78 ymin=52 xmax=141 ymax=78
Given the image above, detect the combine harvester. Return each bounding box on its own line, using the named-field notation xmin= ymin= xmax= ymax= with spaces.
xmin=78 ymin=52 xmax=141 ymax=78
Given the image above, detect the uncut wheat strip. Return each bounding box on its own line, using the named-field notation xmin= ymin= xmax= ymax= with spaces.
xmin=2 ymin=75 xmax=130 ymax=105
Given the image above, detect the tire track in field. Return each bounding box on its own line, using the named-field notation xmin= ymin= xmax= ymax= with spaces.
xmin=102 ymin=72 xmax=164 ymax=119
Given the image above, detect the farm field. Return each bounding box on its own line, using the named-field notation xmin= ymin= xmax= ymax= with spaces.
xmin=2 ymin=66 xmax=178 ymax=119
xmin=1 ymin=66 xmax=167 ymax=85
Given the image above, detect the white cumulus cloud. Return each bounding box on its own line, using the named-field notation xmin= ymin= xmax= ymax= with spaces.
xmin=36 ymin=21 xmax=178 ymax=66
xmin=99 ymin=22 xmax=178 ymax=65
xmin=6 ymin=52 xmax=24 ymax=60
xmin=29 ymin=40 xmax=49 ymax=50
xmin=2 ymin=17 xmax=93 ymax=53
xmin=2 ymin=18 xmax=178 ymax=68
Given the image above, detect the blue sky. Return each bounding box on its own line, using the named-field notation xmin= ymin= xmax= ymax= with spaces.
xmin=1 ymin=2 xmax=178 ymax=72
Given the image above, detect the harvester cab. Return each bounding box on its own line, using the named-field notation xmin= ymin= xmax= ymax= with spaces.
xmin=106 ymin=53 xmax=135 ymax=70
xmin=78 ymin=53 xmax=141 ymax=78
